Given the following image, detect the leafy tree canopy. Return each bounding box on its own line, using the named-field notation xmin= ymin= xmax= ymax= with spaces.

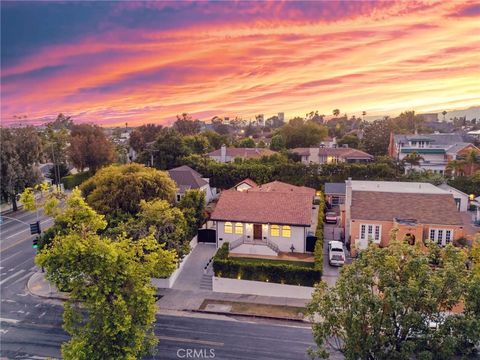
xmin=308 ymin=239 xmax=480 ymax=359
xmin=80 ymin=164 xmax=177 ymax=216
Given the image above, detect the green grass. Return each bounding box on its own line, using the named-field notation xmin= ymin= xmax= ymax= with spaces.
xmin=228 ymin=256 xmax=315 ymax=268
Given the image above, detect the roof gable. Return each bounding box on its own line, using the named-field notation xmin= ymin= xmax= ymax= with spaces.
xmin=168 ymin=165 xmax=208 ymax=189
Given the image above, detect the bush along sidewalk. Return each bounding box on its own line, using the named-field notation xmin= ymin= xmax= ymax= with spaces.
xmin=313 ymin=191 xmax=325 ymax=271
xmin=213 ymin=243 xmax=322 ymax=287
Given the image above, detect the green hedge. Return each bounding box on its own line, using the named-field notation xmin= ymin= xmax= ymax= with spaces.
xmin=314 ymin=191 xmax=325 ymax=271
xmin=61 ymin=172 xmax=92 ymax=190
xmin=213 ymin=244 xmax=322 ymax=287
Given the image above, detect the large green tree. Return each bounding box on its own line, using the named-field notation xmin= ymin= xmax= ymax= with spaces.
xmin=69 ymin=124 xmax=115 ymax=172
xmin=129 ymin=124 xmax=163 ymax=153
xmin=0 ymin=126 xmax=43 ymax=210
xmin=36 ymin=190 xmax=176 ymax=360
xmin=142 ymin=128 xmax=190 ymax=170
xmin=80 ymin=163 xmax=177 ymax=216
xmin=178 ymin=189 xmax=206 ymax=239
xmin=276 ymin=121 xmax=327 ymax=148
xmin=307 ymin=239 xmax=480 ymax=359
xmin=123 ymin=199 xmax=190 ymax=258
xmin=362 ymin=118 xmax=393 ymax=156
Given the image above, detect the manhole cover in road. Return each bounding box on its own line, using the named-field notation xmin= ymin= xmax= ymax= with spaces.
xmin=204 ymin=304 xmax=232 ymax=312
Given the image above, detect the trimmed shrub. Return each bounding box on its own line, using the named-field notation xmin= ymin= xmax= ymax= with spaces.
xmin=314 ymin=191 xmax=325 ymax=270
xmin=213 ymin=244 xmax=322 ymax=287
xmin=61 ymin=172 xmax=92 ymax=190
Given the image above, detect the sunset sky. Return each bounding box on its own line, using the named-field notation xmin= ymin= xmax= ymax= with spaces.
xmin=1 ymin=1 xmax=479 ymax=127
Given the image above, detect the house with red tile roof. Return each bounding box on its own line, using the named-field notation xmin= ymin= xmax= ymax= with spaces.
xmin=290 ymin=146 xmax=373 ymax=164
xmin=207 ymin=145 xmax=276 ymax=163
xmin=210 ymin=181 xmax=317 ymax=256
xmin=344 ymin=180 xmax=466 ymax=256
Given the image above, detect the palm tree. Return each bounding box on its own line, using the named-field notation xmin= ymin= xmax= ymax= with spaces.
xmin=442 ymin=110 xmax=447 ymax=122
xmin=403 ymin=151 xmax=424 ymax=170
xmin=333 ymin=109 xmax=340 ymax=117
xmin=446 ymin=159 xmax=465 ymax=178
xmin=463 ymin=149 xmax=480 ymax=175
xmin=362 ymin=111 xmax=366 ymax=121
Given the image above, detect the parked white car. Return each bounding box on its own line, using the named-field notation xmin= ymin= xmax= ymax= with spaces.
xmin=328 ymin=240 xmax=346 ymax=266
xmin=325 ymin=212 xmax=338 ymax=224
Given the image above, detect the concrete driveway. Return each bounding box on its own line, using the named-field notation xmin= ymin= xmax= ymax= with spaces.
xmin=172 ymin=243 xmax=216 ymax=291
xmin=322 ymin=223 xmax=350 ymax=287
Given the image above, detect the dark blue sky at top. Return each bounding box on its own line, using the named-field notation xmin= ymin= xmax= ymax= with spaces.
xmin=1 ymin=1 xmax=391 ymax=67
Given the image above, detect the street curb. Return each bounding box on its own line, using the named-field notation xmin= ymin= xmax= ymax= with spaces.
xmin=190 ymin=309 xmax=310 ymax=323
xmin=26 ymin=272 xmax=69 ymax=301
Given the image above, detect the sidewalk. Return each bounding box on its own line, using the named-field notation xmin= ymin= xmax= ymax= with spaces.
xmin=27 ymin=272 xmax=310 ymax=320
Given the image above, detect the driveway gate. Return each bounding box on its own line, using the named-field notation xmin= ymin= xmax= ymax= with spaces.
xmin=197 ymin=229 xmax=216 ymax=243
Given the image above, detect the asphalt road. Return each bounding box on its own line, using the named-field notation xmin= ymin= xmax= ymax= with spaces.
xmin=0 ymin=210 xmax=320 ymax=360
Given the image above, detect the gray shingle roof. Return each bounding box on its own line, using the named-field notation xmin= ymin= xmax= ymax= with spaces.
xmin=168 ymin=165 xmax=208 ymax=191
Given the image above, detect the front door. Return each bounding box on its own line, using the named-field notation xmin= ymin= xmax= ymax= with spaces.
xmin=253 ymin=224 xmax=262 ymax=240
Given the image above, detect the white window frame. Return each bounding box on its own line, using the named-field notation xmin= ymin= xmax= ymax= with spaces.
xmin=359 ymin=223 xmax=381 ymax=243
xmin=429 ymin=228 xmax=454 ymax=246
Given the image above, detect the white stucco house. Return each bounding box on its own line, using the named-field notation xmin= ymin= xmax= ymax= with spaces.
xmin=210 ymin=181 xmax=317 ymax=256
xmin=167 ymin=165 xmax=216 ymax=203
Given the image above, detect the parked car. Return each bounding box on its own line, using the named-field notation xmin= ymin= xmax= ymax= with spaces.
xmin=325 ymin=212 xmax=338 ymax=224
xmin=328 ymin=240 xmax=346 ymax=266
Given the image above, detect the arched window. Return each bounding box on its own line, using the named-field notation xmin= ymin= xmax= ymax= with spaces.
xmin=270 ymin=225 xmax=280 ymax=236
xmin=224 ymin=222 xmax=233 ymax=234
xmin=235 ymin=223 xmax=243 ymax=234
xmin=282 ymin=225 xmax=291 ymax=238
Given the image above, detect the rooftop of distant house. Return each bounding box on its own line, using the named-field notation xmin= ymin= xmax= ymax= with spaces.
xmin=325 ymin=183 xmax=346 ymax=195
xmin=167 ymin=165 xmax=208 ymax=192
xmin=207 ymin=146 xmax=276 ymax=159
xmin=290 ymin=146 xmax=373 ymax=159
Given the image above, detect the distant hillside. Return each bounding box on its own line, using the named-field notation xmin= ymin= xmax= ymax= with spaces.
xmin=364 ymin=106 xmax=479 ymax=122
xmin=442 ymin=106 xmax=479 ymax=121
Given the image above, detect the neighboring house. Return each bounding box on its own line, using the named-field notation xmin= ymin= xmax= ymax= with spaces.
xmin=344 ymin=180 xmax=465 ymax=256
xmin=320 ymin=136 xmax=337 ymax=148
xmin=388 ymin=132 xmax=480 ymax=175
xmin=210 ymin=181 xmax=317 ymax=256
xmin=324 ymin=183 xmax=346 ymax=206
xmin=290 ymin=146 xmax=373 ymax=165
xmin=206 ymin=145 xmax=276 ymax=163
xmin=233 ymin=178 xmax=257 ymax=192
xmin=437 ymin=183 xmax=469 ymax=212
xmin=167 ymin=165 xmax=215 ymax=203
xmin=467 ymin=129 xmax=480 ymax=141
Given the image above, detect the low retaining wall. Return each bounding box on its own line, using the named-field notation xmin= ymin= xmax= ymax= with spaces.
xmin=212 ymin=276 xmax=314 ymax=299
xmin=152 ymin=236 xmax=198 ymax=289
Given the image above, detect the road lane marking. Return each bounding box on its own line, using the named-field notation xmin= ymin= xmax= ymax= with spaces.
xmin=157 ymin=336 xmax=224 ymax=347
xmin=39 ymin=311 xmax=46 ymax=318
xmin=0 ymin=269 xmax=25 ymax=285
xmin=11 ymin=272 xmax=33 ymax=286
xmin=4 ymin=218 xmax=53 ymax=240
xmin=0 ymin=251 xmax=21 ymax=262
xmin=0 ymin=317 xmax=20 ymax=324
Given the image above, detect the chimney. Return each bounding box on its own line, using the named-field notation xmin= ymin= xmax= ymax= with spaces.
xmin=220 ymin=144 xmax=227 ymax=163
